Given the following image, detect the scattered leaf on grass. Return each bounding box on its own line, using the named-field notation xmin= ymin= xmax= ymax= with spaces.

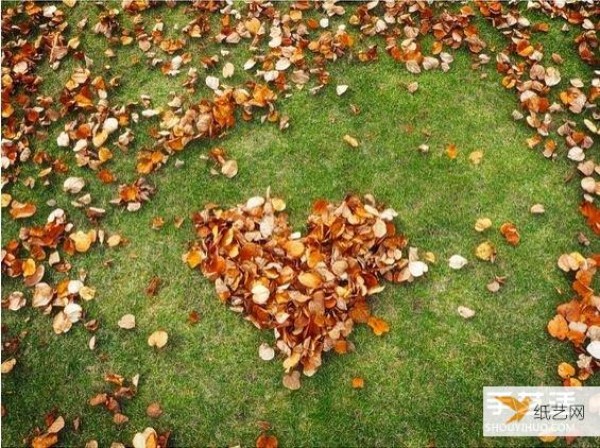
xmin=468 ymin=150 xmax=483 ymax=165
xmin=474 ymin=218 xmax=492 ymax=232
xmin=146 ymin=403 xmax=162 ymax=418
xmin=118 ymin=314 xmax=136 ymax=330
xmin=500 ymin=222 xmax=520 ymax=246
xmin=256 ymin=433 xmax=279 ymax=448
xmin=445 ymin=144 xmax=458 ymax=159
xmin=457 ymin=306 xmax=475 ymax=319
xmin=282 ymin=370 xmax=301 ymax=390
xmin=259 ymin=343 xmax=275 ymax=361
xmin=352 ymin=377 xmax=365 ymax=389
xmin=530 ymin=204 xmax=545 ymax=214
xmin=367 ymin=316 xmax=390 ymax=336
xmin=475 ymin=241 xmax=496 ymax=262
xmin=449 ymin=255 xmax=468 ymax=270
xmin=145 ymin=276 xmax=161 ymax=296
xmin=343 ymin=134 xmax=359 ymax=148
xmin=147 ymin=331 xmax=168 ymax=349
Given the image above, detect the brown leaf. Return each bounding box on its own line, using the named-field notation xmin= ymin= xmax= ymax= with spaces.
xmin=146 ymin=402 xmax=163 ymax=418
xmin=145 ymin=276 xmax=161 ymax=296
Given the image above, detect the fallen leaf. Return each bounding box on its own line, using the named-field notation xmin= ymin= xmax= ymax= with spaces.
xmin=448 ymin=255 xmax=468 ymax=270
xmin=530 ymin=204 xmax=545 ymax=214
xmin=557 ymin=362 xmax=575 ymax=379
xmin=367 ymin=316 xmax=389 ymax=336
xmin=132 ymin=428 xmax=158 ymax=448
xmin=474 ymin=218 xmax=492 ymax=232
xmin=445 ymin=144 xmax=458 ymax=159
xmin=259 ymin=343 xmax=275 ymax=361
xmin=500 ymin=222 xmax=520 ymax=246
xmin=147 ymin=331 xmax=168 ymax=349
xmin=457 ymin=306 xmax=475 ymax=319
xmin=282 ymin=370 xmax=301 ymax=390
xmin=146 ymin=402 xmax=162 ymax=418
xmin=1 ymin=358 xmax=16 ymax=374
xmin=548 ymin=314 xmax=568 ymax=340
xmin=221 ymin=159 xmax=238 ymax=178
xmin=9 ymin=201 xmax=36 ymax=219
xmin=475 ymin=241 xmax=496 ymax=262
xmin=351 ymin=377 xmax=365 ymax=389
xmin=343 ymin=135 xmax=359 ymax=148
xmin=256 ymin=433 xmax=279 ymax=448
xmin=336 ymin=85 xmax=348 ymax=96
xmin=63 ymin=177 xmax=85 ymax=194
xmin=468 ymin=150 xmax=483 ymax=165
xmin=145 ymin=276 xmax=161 ymax=296
xmin=118 ymin=314 xmax=136 ymax=330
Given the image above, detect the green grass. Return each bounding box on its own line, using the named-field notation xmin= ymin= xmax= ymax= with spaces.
xmin=2 ymin=2 xmax=599 ymax=447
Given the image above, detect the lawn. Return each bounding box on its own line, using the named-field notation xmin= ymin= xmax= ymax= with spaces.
xmin=1 ymin=1 xmax=599 ymax=447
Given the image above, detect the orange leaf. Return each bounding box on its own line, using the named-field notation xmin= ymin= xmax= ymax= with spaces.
xmin=499 ymin=222 xmax=520 ymax=246
xmin=352 ymin=377 xmax=365 ymax=389
xmin=256 ymin=433 xmax=278 ymax=448
xmin=9 ymin=201 xmax=36 ymax=219
xmin=367 ymin=316 xmax=390 ymax=336
xmin=445 ymin=144 xmax=458 ymax=160
xmin=547 ymin=314 xmax=568 ymax=340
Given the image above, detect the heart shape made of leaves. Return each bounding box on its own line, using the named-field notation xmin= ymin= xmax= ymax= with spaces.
xmin=184 ymin=193 xmax=428 ymax=388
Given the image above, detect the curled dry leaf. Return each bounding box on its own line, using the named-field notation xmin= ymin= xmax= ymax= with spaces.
xmin=118 ymin=314 xmax=136 ymax=330
xmin=146 ymin=402 xmax=163 ymax=418
xmin=468 ymin=150 xmax=483 ymax=165
xmin=63 ymin=177 xmax=85 ymax=194
xmin=530 ymin=204 xmax=545 ymax=214
xmin=367 ymin=316 xmax=390 ymax=336
xmin=9 ymin=201 xmax=36 ymax=219
xmin=282 ymin=370 xmax=301 ymax=391
xmin=352 ymin=377 xmax=365 ymax=389
xmin=1 ymin=358 xmax=16 ymax=374
xmin=500 ymin=222 xmax=520 ymax=246
xmin=587 ymin=341 xmax=600 ymax=360
xmin=336 ymin=85 xmax=348 ymax=96
xmin=147 ymin=330 xmax=168 ymax=348
xmin=475 ymin=241 xmax=496 ymax=262
xmin=343 ymin=134 xmax=359 ymax=148
xmin=457 ymin=306 xmax=475 ymax=319
xmin=259 ymin=343 xmax=275 ymax=361
xmin=547 ymin=314 xmax=568 ymax=340
xmin=448 ymin=255 xmax=468 ymax=270
xmin=445 ymin=144 xmax=458 ymax=159
xmin=221 ymin=159 xmax=238 ymax=178
xmin=474 ymin=218 xmax=492 ymax=232
xmin=256 ymin=433 xmax=279 ymax=448
xmin=557 ymin=362 xmax=575 ymax=379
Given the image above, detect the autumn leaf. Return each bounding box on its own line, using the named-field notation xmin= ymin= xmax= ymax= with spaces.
xmin=256 ymin=433 xmax=278 ymax=448
xmin=367 ymin=316 xmax=389 ymax=336
xmin=499 ymin=222 xmax=520 ymax=246
xmin=557 ymin=362 xmax=575 ymax=379
xmin=475 ymin=241 xmax=496 ymax=262
xmin=343 ymin=134 xmax=359 ymax=148
xmin=145 ymin=276 xmax=161 ymax=296
xmin=148 ymin=331 xmax=168 ymax=348
xmin=352 ymin=377 xmax=365 ymax=389
xmin=547 ymin=314 xmax=568 ymax=340
xmin=445 ymin=144 xmax=458 ymax=159
xmin=9 ymin=201 xmax=36 ymax=219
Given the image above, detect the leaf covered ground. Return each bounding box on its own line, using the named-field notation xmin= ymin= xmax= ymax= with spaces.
xmin=1 ymin=1 xmax=600 ymax=447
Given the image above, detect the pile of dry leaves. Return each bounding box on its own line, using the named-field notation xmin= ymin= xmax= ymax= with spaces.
xmin=184 ymin=193 xmax=427 ymax=388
